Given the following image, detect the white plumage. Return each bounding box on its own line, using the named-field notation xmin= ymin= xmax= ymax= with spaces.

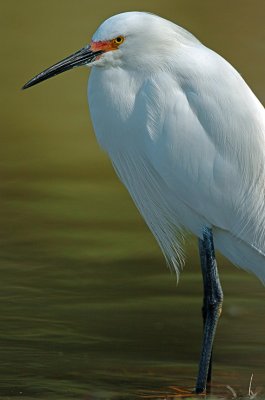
xmin=88 ymin=12 xmax=265 ymax=283
xmin=22 ymin=10 xmax=265 ymax=391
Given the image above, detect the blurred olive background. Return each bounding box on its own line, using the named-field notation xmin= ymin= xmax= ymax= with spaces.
xmin=0 ymin=1 xmax=264 ymax=399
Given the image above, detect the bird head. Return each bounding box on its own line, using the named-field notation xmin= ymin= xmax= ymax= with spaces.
xmin=22 ymin=12 xmax=195 ymax=89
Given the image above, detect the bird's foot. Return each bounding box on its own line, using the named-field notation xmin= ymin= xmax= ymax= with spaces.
xmin=194 ymin=386 xmax=206 ymax=394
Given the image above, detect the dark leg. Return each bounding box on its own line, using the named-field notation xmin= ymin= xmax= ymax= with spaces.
xmin=201 ymin=308 xmax=213 ymax=384
xmin=195 ymin=227 xmax=223 ymax=393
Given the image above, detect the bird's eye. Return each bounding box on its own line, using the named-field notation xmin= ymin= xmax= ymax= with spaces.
xmin=112 ymin=36 xmax=125 ymax=46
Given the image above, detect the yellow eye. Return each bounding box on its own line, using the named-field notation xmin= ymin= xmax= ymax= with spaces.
xmin=112 ymin=36 xmax=125 ymax=46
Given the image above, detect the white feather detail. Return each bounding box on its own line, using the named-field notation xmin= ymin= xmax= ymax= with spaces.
xmin=111 ymin=149 xmax=185 ymax=279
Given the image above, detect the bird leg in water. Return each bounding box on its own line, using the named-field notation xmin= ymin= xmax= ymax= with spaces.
xmin=195 ymin=227 xmax=223 ymax=393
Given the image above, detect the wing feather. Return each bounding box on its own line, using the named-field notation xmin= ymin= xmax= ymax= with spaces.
xmin=142 ymin=46 xmax=265 ymax=260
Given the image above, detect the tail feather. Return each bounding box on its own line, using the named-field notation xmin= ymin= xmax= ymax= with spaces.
xmin=214 ymin=228 xmax=265 ymax=284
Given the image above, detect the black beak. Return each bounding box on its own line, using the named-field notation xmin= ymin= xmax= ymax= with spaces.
xmin=22 ymin=45 xmax=103 ymax=90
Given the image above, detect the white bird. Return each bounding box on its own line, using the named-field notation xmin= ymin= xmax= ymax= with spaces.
xmin=23 ymin=11 xmax=265 ymax=393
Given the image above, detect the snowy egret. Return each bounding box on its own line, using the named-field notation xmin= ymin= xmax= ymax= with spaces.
xmin=23 ymin=11 xmax=265 ymax=393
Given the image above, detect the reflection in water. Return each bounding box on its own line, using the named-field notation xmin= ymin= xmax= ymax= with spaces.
xmin=1 ymin=0 xmax=265 ymax=398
